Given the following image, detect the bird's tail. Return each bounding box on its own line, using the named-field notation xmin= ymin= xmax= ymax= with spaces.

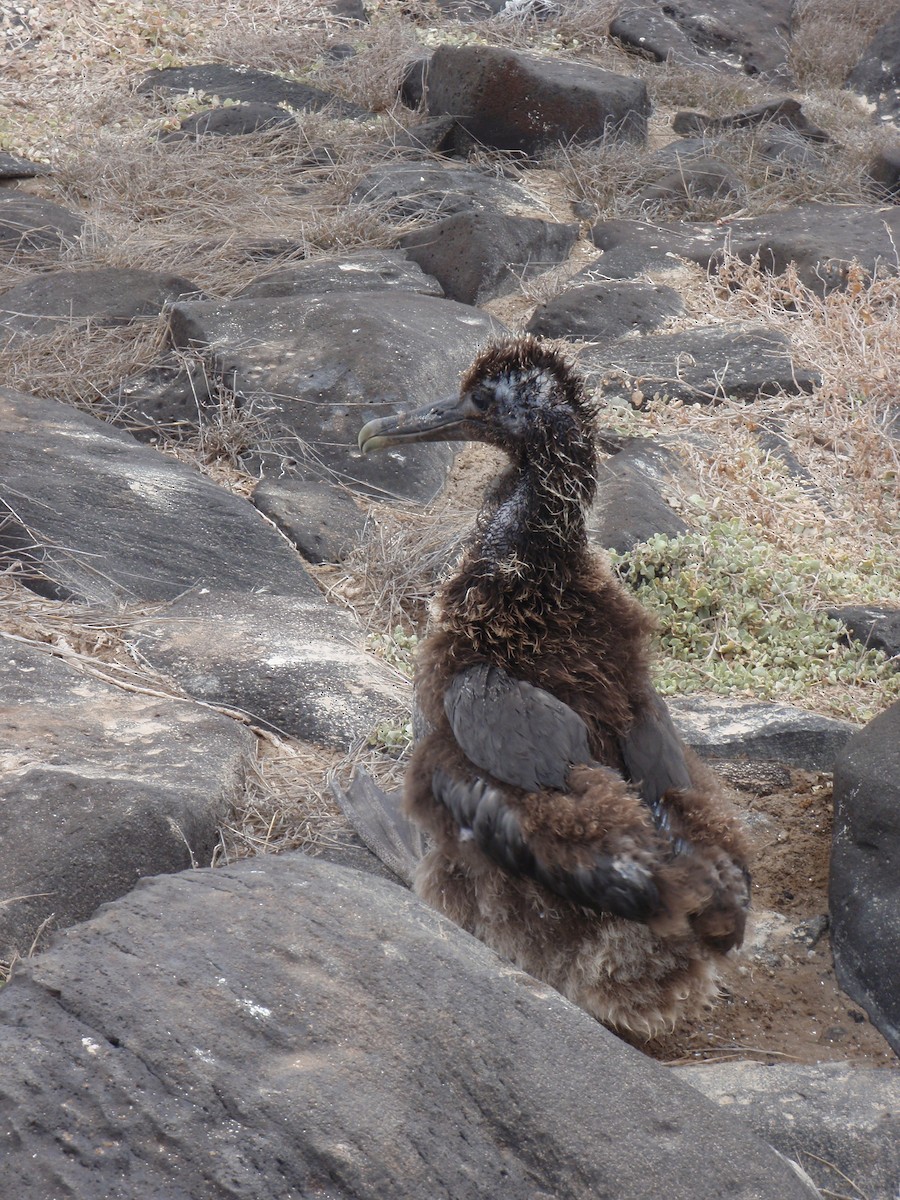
xmin=330 ymin=768 xmax=425 ymax=887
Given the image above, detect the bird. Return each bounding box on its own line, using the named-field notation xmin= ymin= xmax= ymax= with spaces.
xmin=354 ymin=335 xmax=750 ymax=1039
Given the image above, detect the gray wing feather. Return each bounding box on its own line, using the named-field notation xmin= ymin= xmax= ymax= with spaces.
xmin=432 ymin=769 xmax=660 ymax=921
xmin=330 ymin=768 xmax=425 ymax=886
xmin=444 ymin=662 xmax=592 ymax=792
xmin=619 ymin=688 xmax=692 ymax=809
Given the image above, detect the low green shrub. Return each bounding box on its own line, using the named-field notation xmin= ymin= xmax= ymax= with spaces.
xmin=610 ymin=519 xmax=899 ymax=720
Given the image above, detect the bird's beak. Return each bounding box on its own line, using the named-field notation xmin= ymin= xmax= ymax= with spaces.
xmin=358 ymin=395 xmax=480 ymax=454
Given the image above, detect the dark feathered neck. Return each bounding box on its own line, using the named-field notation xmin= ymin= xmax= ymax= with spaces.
xmin=439 ymin=401 xmax=598 ymax=651
xmin=476 ymin=405 xmax=596 ymax=574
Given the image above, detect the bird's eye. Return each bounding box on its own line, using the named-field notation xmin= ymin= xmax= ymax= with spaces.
xmin=470 ymin=386 xmax=492 ymax=412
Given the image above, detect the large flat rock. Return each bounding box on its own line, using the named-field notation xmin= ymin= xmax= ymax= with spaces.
xmin=0 ymin=387 xmax=320 ymax=604
xmin=0 ymin=193 xmax=84 ymax=259
xmin=236 ymin=249 xmax=443 ymax=300
xmin=0 ymin=641 xmax=255 ymax=959
xmin=137 ymin=62 xmax=368 ymax=118
xmin=589 ymin=204 xmax=900 ymax=292
xmin=669 ymin=696 xmax=860 ymax=771
xmin=680 ymin=1060 xmax=899 ymax=1200
xmin=526 ymin=280 xmax=684 ymax=341
xmin=135 ymin=591 xmax=406 ymax=746
xmin=611 ymin=0 xmax=793 ymax=77
xmin=351 ymin=160 xmax=543 ymax=219
xmin=580 ymin=324 xmax=817 ymax=404
xmin=0 ymin=266 xmax=201 ymax=339
xmin=168 ymin=289 xmax=506 ymax=501
xmin=400 ymin=210 xmax=578 ymax=305
xmin=0 ymin=853 xmax=819 ymax=1199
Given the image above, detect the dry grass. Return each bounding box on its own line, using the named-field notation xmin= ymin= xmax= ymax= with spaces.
xmin=36 ymin=121 xmax=416 ymax=287
xmin=488 ymin=0 xmax=620 ymax=55
xmin=634 ymin=60 xmax=768 ymax=116
xmin=0 ymin=561 xmax=170 ymax=677
xmin=553 ymin=117 xmax=881 ymax=224
xmin=313 ymin=17 xmax=425 ymax=112
xmin=790 ymin=0 xmax=892 ymax=90
xmin=157 ymin=396 xmax=299 ymax=493
xmin=0 ymin=310 xmax=169 ymax=420
xmin=213 ymin=734 xmax=349 ymax=865
xmin=674 ymin=254 xmax=900 ymax=541
xmin=325 ymin=499 xmax=471 ymax=631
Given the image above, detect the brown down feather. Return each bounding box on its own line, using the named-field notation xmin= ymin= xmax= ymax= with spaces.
xmin=397 ymin=338 xmax=751 ymax=1038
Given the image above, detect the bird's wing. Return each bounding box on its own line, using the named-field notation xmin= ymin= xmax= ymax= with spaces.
xmin=619 ymin=687 xmax=693 ymax=811
xmin=445 ymin=663 xmax=694 ymax=817
xmin=439 ymin=664 xmax=661 ymax=920
xmin=432 ymin=768 xmax=660 ymax=922
xmin=443 ymin=662 xmax=593 ymax=792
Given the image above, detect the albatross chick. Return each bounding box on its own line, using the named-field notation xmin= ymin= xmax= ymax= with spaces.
xmin=356 ymin=336 xmax=750 ymax=1039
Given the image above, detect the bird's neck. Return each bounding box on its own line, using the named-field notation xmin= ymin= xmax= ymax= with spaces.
xmin=437 ymin=428 xmax=597 ymax=654
xmin=477 ymin=461 xmax=589 ymax=572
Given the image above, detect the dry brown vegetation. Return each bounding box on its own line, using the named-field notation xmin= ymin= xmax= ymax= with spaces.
xmin=1 ymin=2 xmax=898 ymax=883
xmin=790 ymin=0 xmax=895 ymax=89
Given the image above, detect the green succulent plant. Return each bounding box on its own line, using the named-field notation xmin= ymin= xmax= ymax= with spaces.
xmin=367 ymin=626 xmax=418 ymax=677
xmin=609 ymin=519 xmax=899 ymax=722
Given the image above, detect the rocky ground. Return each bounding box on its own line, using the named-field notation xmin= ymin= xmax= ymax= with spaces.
xmin=1 ymin=1 xmax=899 ymax=1197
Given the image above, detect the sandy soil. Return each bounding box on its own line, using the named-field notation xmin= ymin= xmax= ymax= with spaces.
xmin=646 ymin=768 xmax=897 ymax=1067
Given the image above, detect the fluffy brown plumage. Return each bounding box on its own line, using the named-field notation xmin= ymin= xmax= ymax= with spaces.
xmin=357 ymin=336 xmax=750 ymax=1038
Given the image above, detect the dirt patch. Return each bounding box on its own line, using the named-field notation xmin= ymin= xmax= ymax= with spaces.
xmin=647 ymin=769 xmax=898 ymax=1068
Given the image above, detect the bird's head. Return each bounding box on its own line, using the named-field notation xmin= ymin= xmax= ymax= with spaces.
xmin=358 ymin=337 xmax=596 ymax=468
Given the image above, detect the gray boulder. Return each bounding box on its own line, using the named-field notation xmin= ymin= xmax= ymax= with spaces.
xmin=161 ymin=101 xmax=297 ymax=141
xmin=869 ymin=139 xmax=900 ymax=199
xmin=386 ymin=114 xmax=459 ymax=154
xmin=636 ymin=156 xmax=744 ymax=210
xmin=681 ymin=1060 xmax=900 ymax=1200
xmin=167 ymin=288 xmax=506 ymax=500
xmin=669 ymin=696 xmax=860 ymax=770
xmin=671 ymin=99 xmax=829 ymax=143
xmin=400 ymin=210 xmax=578 ymax=304
xmin=0 ymin=852 xmax=820 ymax=1199
xmin=0 ymin=150 xmax=50 ymax=181
xmin=0 ymin=193 xmax=84 ymax=259
xmin=755 ymin=131 xmax=828 ymax=176
xmin=526 ymin=280 xmax=683 ymax=341
xmin=137 ymin=62 xmax=367 ymax=118
xmin=351 ymin=160 xmax=543 ymax=220
xmin=830 ymin=701 xmax=900 ymax=1054
xmin=0 ymin=266 xmax=201 ymax=340
xmin=827 ymin=605 xmax=900 ymax=665
xmin=611 ymin=0 xmax=793 ymax=78
xmin=327 ymin=0 xmax=368 ymax=20
xmin=113 ymin=352 xmax=213 ymax=437
xmin=236 ymin=249 xmax=443 ymax=299
xmin=589 ymin=203 xmax=900 ymax=292
xmin=424 ymin=45 xmax=650 ymax=155
xmin=610 ymin=6 xmax=712 ymax=69
xmin=134 ymin=591 xmax=405 ymax=746
xmin=0 ymin=640 xmax=254 ymax=959
xmin=589 ymin=439 xmax=690 ymax=553
xmin=579 ymin=324 xmax=817 ymax=405
xmin=0 ymin=387 xmax=320 ymax=605
xmin=846 ymin=11 xmax=900 ymax=123
xmin=252 ymin=477 xmax=367 ymax=563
